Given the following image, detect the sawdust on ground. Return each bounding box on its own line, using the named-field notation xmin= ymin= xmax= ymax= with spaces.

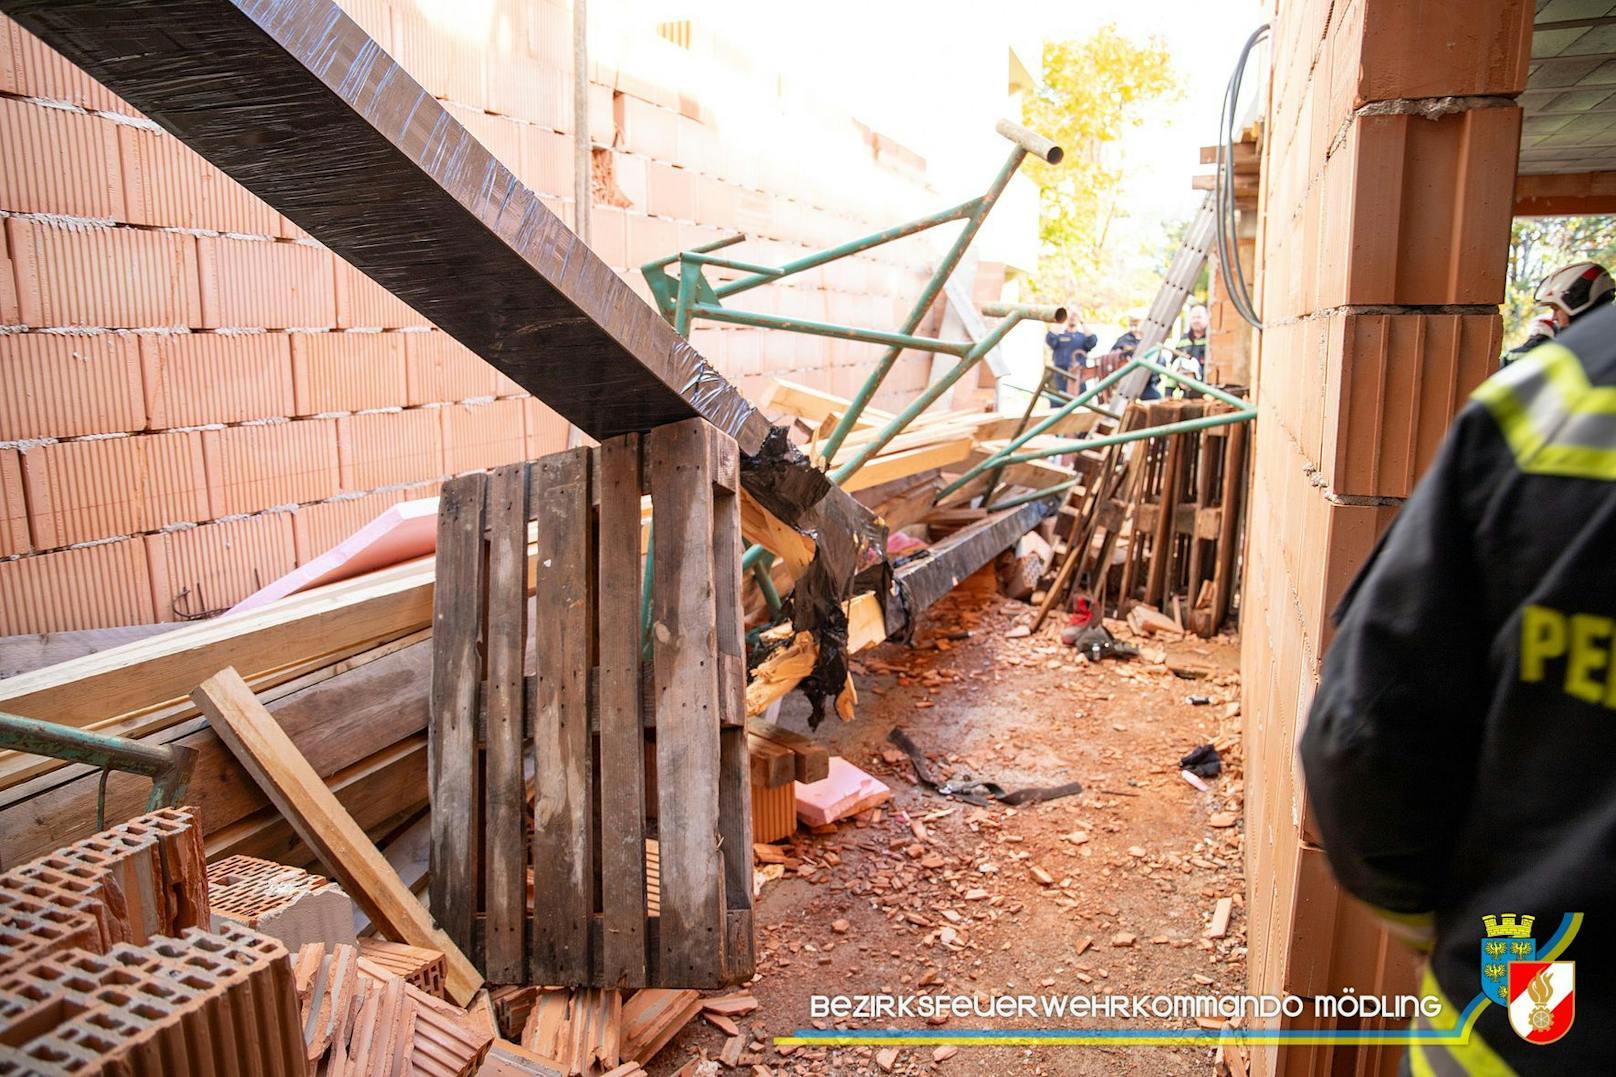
xmin=653 ymin=583 xmax=1246 ymax=1076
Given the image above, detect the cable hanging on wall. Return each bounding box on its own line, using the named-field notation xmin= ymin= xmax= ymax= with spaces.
xmin=1215 ymin=24 xmax=1270 ymax=331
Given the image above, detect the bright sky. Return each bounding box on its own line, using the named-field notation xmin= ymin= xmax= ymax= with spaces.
xmin=671 ymin=0 xmax=1268 ymax=217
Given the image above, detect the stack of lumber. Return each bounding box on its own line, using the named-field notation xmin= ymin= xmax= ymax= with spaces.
xmin=759 ymin=377 xmax=1093 ymax=500
xmin=1034 ymin=400 xmax=1249 ymax=637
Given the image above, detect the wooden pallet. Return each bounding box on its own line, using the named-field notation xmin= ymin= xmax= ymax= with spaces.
xmin=429 ymin=417 xmax=752 ymax=990
xmin=1032 ymin=401 xmax=1248 ymax=637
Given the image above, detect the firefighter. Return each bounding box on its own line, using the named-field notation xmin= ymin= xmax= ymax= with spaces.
xmin=1503 ymin=260 xmax=1613 ymax=364
xmin=1300 ymin=302 xmax=1616 ymax=1072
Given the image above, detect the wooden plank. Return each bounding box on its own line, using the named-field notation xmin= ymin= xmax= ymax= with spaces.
xmin=205 ymin=738 xmax=427 ymax=870
xmin=1514 ymin=169 xmax=1616 ymax=216
xmin=429 ymin=471 xmax=487 ymax=960
xmin=1210 ymin=421 xmax=1248 ymax=634
xmin=483 ymin=463 xmax=529 ymax=982
xmin=0 ymin=638 xmax=432 ymax=866
xmin=597 ymin=434 xmax=648 ymax=988
xmin=708 ymin=425 xmax=754 ymax=980
xmin=530 ymin=448 xmax=595 ymax=984
xmin=0 ymin=559 xmax=435 ymax=758
xmin=647 ymin=418 xmax=725 ymax=986
xmin=737 ymin=491 xmax=815 ymax=578
xmin=749 ymin=721 xmax=829 ymax=784
xmin=192 ymin=667 xmax=482 ymax=1005
xmin=837 ymin=438 xmax=976 ymax=493
xmin=1145 ymin=411 xmax=1190 ymax=607
xmin=740 ymin=593 xmax=888 ymax=721
xmin=746 ymin=734 xmax=797 ymax=788
xmin=761 ymin=379 xmax=895 ymax=426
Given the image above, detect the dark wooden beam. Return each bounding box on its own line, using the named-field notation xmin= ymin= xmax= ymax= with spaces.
xmin=887 ymin=498 xmax=1055 ymax=638
xmin=1514 ymin=170 xmax=1616 ymax=216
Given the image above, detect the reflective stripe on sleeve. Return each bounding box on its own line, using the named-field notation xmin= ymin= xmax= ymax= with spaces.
xmin=1473 ymin=342 xmax=1616 ymax=480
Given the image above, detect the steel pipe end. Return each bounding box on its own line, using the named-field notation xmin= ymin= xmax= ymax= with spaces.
xmin=981 ymin=301 xmax=1066 ymax=322
xmin=995 ymin=119 xmax=1063 ymax=164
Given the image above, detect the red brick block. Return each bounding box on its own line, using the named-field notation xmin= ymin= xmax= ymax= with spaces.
xmin=517 ymin=126 xmax=574 ymax=200
xmin=7 ymin=218 xmax=202 ymax=329
xmin=333 ymin=259 xmax=428 ymax=329
xmin=403 ymin=330 xmax=502 ymax=404
xmin=1323 ymin=312 xmax=1501 ymax=499
xmin=290 ymin=331 xmax=408 ymax=415
xmin=0 ymin=447 xmax=27 ymax=555
xmin=22 ymin=431 xmax=210 ymax=548
xmin=1348 ymin=0 xmax=1531 ymax=106
xmin=612 ymin=152 xmax=648 ymax=208
xmin=589 ymin=205 xmax=629 ymax=268
xmin=646 ymin=162 xmax=695 ymax=221
xmin=201 ymin=418 xmax=340 ymax=517
xmin=588 ymin=81 xmax=614 ymax=147
xmin=1328 ymin=107 xmax=1522 ymax=307
xmin=0 ymin=16 xmax=134 ymax=114
xmin=117 ymin=124 xmax=285 ymax=237
xmin=619 ymin=96 xmax=678 ymax=161
xmin=625 ymin=211 xmax=678 ymax=270
xmin=0 ymin=333 xmax=145 ymax=440
xmin=0 ymin=538 xmax=155 ymax=634
xmin=0 ymin=97 xmax=123 ymax=219
xmin=337 ymin=408 xmax=443 ymax=490
xmin=523 ymin=396 xmax=569 ymax=458
xmin=198 ymin=236 xmax=337 ymax=329
xmin=140 ymin=332 xmax=295 ymax=429
xmin=440 ymin=398 xmax=529 ymax=475
xmin=291 ymin=480 xmax=438 ymax=563
xmin=486 ymin=60 xmax=570 ymax=131
xmin=145 ymin=512 xmax=297 ymax=621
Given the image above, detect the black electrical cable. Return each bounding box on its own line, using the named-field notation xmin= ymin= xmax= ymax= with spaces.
xmin=1215 ymin=24 xmax=1269 ymax=331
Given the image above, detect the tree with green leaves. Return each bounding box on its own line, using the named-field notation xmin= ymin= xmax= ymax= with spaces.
xmin=1502 ymin=216 xmax=1616 ymax=346
xmin=1022 ymin=24 xmax=1181 ymax=321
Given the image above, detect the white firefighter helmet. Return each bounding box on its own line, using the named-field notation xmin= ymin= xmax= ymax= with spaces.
xmin=1534 ymin=261 xmax=1615 ymax=319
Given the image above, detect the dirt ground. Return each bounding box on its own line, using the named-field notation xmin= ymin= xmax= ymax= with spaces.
xmin=653 ymin=580 xmax=1248 ymax=1076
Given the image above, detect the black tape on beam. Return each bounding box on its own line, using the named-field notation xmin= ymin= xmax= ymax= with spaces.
xmin=6 ymin=0 xmax=760 ymax=446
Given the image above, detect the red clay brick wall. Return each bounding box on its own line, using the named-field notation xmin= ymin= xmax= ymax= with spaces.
xmin=1242 ymin=1 xmax=1531 ymax=1072
xmin=0 ymin=1 xmax=939 ymax=634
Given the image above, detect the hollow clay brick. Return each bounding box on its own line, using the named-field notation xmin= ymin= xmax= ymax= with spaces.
xmin=207 ymin=855 xmax=357 ymax=952
xmin=0 ymin=332 xmax=146 ymax=441
xmin=140 ymin=332 xmax=295 ymax=430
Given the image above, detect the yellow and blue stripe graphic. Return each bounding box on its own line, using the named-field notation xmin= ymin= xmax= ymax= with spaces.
xmin=774 ymin=913 xmax=1582 ymax=1050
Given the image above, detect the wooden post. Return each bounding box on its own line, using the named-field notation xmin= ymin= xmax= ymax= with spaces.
xmin=531 ymin=449 xmax=595 ymax=984
xmin=429 ymin=472 xmax=486 ymax=957
xmin=647 ymin=418 xmax=726 ymax=986
xmin=194 ymin=667 xmax=483 ymax=1005
xmin=482 ymin=463 xmax=529 ymax=982
xmin=596 ymin=435 xmax=648 ymax=987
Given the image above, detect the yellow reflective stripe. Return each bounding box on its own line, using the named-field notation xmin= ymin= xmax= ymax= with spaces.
xmin=1369 ymin=906 xmax=1434 ymax=929
xmin=1364 ymin=904 xmax=1436 ymax=949
xmin=1474 ymin=342 xmax=1616 ymax=480
xmin=1410 ymin=968 xmax=1517 ymax=1076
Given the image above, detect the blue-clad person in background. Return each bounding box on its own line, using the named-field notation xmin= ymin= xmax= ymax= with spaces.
xmin=1045 ymin=308 xmax=1096 ymax=399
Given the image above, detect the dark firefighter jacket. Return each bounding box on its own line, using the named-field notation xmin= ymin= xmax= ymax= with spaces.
xmin=1300 ymin=304 xmax=1616 ymax=1074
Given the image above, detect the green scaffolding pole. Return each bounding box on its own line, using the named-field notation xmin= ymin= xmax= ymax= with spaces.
xmin=639 ymin=119 xmax=1066 ymax=614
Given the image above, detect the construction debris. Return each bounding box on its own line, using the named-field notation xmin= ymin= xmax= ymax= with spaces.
xmin=208 ymin=854 xmax=357 ymax=951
